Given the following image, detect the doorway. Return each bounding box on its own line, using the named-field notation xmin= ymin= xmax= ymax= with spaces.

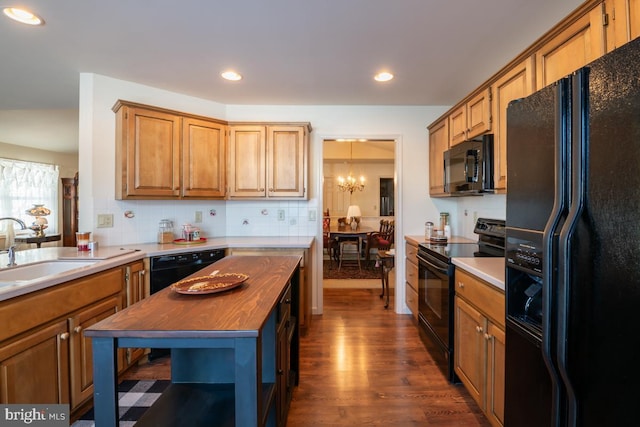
xmin=321 ymin=139 xmax=396 ymax=289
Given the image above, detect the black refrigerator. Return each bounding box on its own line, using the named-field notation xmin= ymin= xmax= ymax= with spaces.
xmin=504 ymin=36 xmax=640 ymax=427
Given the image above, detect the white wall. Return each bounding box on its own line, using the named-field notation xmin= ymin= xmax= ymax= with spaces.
xmin=80 ymin=72 xmax=491 ymax=315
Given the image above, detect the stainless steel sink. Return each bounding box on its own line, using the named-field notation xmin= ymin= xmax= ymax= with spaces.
xmin=0 ymin=260 xmax=100 ymax=282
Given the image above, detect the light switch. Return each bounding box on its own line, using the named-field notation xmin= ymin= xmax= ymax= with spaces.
xmin=97 ymin=214 xmax=114 ymax=228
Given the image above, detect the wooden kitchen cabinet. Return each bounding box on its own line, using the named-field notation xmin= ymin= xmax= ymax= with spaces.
xmin=123 ymin=260 xmax=147 ymax=367
xmin=449 ymin=88 xmax=492 ymax=146
xmin=182 ymin=117 xmax=226 ymax=198
xmin=454 ymin=268 xmax=505 ymax=427
xmin=606 ymin=0 xmax=640 ymax=51
xmin=114 ymin=102 xmax=181 ymax=199
xmin=490 ymin=56 xmax=536 ymax=191
xmin=114 ymin=100 xmax=227 ymax=200
xmin=404 ymin=240 xmax=419 ymax=320
xmin=0 ymin=265 xmax=126 ymax=418
xmin=69 ymin=296 xmax=121 ymax=410
xmin=228 ymin=123 xmax=310 ymax=199
xmin=428 ymin=117 xmax=449 ymax=196
xmin=535 ymin=3 xmax=606 ymax=89
xmin=0 ymin=319 xmax=70 ymax=405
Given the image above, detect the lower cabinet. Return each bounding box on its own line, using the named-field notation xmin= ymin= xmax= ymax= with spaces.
xmin=276 ymin=284 xmax=293 ymax=426
xmin=69 ymin=296 xmax=121 ymax=409
xmin=123 ymin=260 xmax=148 ymax=367
xmin=0 ymin=319 xmax=70 ymax=405
xmin=454 ymin=269 xmax=505 ymax=427
xmin=0 ymin=261 xmax=146 ymax=418
xmin=404 ymin=240 xmax=419 ymax=319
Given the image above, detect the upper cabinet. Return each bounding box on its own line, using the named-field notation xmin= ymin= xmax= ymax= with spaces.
xmin=113 ymin=100 xmax=227 ymax=200
xmin=535 ymin=3 xmax=606 ymax=88
xmin=182 ymin=117 xmax=226 ymax=198
xmin=428 ymin=118 xmax=449 ymax=196
xmin=228 ymin=123 xmax=310 ymax=199
xmin=427 ymin=0 xmax=621 ymax=195
xmin=606 ymin=0 xmax=640 ymax=50
xmin=490 ymin=56 xmax=536 ymax=191
xmin=449 ymin=88 xmax=492 ymax=146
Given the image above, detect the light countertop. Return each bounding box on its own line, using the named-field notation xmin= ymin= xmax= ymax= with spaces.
xmin=0 ymin=236 xmax=315 ymax=302
xmin=452 ymin=257 xmax=505 ymax=291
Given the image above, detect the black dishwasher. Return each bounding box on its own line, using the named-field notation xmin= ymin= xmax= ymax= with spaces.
xmin=148 ymin=248 xmax=225 ymax=360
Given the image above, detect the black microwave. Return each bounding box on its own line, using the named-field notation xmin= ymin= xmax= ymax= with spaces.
xmin=443 ymin=134 xmax=494 ymax=195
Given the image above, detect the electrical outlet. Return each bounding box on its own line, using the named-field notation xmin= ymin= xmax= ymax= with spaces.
xmin=278 ymin=210 xmax=285 ymax=221
xmin=97 ymin=214 xmax=113 ymax=228
xmin=308 ymin=208 xmax=316 ymax=221
xmin=195 ymin=211 xmax=203 ymax=223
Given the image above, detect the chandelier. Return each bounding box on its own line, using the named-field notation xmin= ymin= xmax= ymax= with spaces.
xmin=337 ymin=141 xmax=365 ymax=194
xmin=337 ymin=174 xmax=365 ymax=194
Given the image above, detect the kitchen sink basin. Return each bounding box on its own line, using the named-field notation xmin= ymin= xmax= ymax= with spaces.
xmin=0 ymin=260 xmax=100 ymax=282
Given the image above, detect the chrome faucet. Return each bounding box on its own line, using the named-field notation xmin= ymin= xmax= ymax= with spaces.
xmin=0 ymin=217 xmax=28 ymax=230
xmin=6 ymin=245 xmax=17 ymax=267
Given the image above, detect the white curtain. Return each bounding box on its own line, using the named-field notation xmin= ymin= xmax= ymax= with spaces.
xmin=0 ymin=158 xmax=59 ymax=248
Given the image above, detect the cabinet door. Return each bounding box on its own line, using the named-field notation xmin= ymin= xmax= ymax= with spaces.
xmin=267 ymin=126 xmax=306 ymax=198
xmin=69 ymin=296 xmax=121 ymax=410
xmin=491 ymin=56 xmax=535 ymax=190
xmin=228 ymin=125 xmax=266 ymax=197
xmin=608 ymin=0 xmax=640 ymax=50
xmin=428 ymin=118 xmax=449 ymax=196
xmin=454 ymin=296 xmax=485 ymax=408
xmin=117 ymin=106 xmax=181 ymax=198
xmin=124 ymin=261 xmax=147 ymax=365
xmin=449 ymin=105 xmax=467 ymax=146
xmin=182 ymin=117 xmax=227 ymax=198
xmin=0 ymin=319 xmax=70 ymax=405
xmin=486 ymin=322 xmax=505 ymax=427
xmin=536 ymin=5 xmax=606 ymax=89
xmin=466 ymin=88 xmax=492 ymax=140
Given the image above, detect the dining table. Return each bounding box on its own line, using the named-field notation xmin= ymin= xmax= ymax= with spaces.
xmin=328 ymin=225 xmax=375 ymax=265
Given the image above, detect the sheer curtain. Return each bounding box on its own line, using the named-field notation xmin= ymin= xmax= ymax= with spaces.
xmin=0 ymin=158 xmax=59 ymax=248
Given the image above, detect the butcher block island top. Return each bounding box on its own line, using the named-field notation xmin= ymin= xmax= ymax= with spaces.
xmin=86 ymin=255 xmax=302 ymax=427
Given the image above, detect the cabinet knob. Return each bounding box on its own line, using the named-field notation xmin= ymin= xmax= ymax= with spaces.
xmin=484 ymin=333 xmax=492 ymax=341
xmin=458 ymin=282 xmax=464 ymax=288
xmin=60 ymin=332 xmax=70 ymax=340
xmin=140 ymin=270 xmax=146 ymax=276
xmin=285 ymin=298 xmax=291 ymax=304
xmin=277 ymin=369 xmax=284 ymax=375
xmin=476 ymin=326 xmax=483 ymax=333
xmin=74 ymin=326 xmax=82 ymax=334
xmin=259 ymin=188 xmax=265 ymax=192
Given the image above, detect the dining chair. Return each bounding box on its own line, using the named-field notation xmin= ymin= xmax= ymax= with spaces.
xmin=364 ymin=219 xmax=395 ymax=268
xmin=323 ymin=217 xmax=338 ymax=268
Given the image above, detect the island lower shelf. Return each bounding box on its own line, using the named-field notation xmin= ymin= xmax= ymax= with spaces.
xmin=135 ymin=382 xmax=276 ymax=427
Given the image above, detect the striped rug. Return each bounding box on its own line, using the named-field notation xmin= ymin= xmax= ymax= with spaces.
xmin=72 ymin=380 xmax=170 ymax=426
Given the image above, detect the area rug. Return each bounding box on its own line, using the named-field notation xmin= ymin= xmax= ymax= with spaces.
xmin=72 ymin=380 xmax=170 ymax=426
xmin=323 ymin=260 xmax=381 ymax=280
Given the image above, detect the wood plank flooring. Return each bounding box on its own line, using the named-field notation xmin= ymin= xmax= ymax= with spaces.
xmin=287 ymin=288 xmax=489 ymax=426
xmin=124 ymin=287 xmax=489 ymax=426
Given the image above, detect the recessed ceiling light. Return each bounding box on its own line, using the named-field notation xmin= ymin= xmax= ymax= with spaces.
xmin=221 ymin=71 xmax=242 ymax=81
xmin=374 ymin=72 xmax=394 ymax=82
xmin=3 ymin=7 xmax=44 ymax=25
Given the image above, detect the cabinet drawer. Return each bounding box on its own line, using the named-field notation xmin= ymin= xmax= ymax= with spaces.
xmin=278 ymin=284 xmax=292 ymax=325
xmin=405 ymin=242 xmax=418 ymax=260
xmin=455 ymin=269 xmax=504 ymax=327
xmin=405 ymin=282 xmax=418 ymax=319
xmin=405 ymin=259 xmax=418 ymax=292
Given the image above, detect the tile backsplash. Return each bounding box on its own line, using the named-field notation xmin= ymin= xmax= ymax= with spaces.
xmin=90 ymin=198 xmax=318 ymax=247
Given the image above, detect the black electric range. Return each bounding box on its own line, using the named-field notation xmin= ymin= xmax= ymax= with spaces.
xmin=415 ymin=218 xmax=505 ymax=383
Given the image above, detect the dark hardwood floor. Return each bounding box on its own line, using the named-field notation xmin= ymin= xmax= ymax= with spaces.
xmin=125 ymin=288 xmax=489 ymax=426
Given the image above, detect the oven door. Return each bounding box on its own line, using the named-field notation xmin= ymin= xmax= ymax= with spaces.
xmin=417 ymin=251 xmax=453 ymax=351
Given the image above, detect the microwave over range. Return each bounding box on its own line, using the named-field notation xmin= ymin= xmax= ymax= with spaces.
xmin=443 ymin=134 xmax=494 ymax=195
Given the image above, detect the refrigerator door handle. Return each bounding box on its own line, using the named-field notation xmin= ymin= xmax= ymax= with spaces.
xmin=557 ymin=67 xmax=590 ymax=427
xmin=542 ymin=77 xmax=571 ymax=426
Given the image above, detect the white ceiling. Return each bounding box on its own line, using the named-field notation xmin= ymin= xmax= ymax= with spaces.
xmin=0 ymin=0 xmax=584 ymax=153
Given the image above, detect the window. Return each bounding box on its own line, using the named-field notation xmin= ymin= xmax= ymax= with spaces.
xmin=0 ymin=158 xmax=59 ymax=238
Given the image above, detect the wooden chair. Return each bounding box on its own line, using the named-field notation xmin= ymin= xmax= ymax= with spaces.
xmin=364 ymin=219 xmax=395 ymax=268
xmin=323 ymin=217 xmax=339 ymax=268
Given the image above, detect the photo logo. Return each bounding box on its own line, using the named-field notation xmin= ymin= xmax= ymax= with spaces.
xmin=1 ymin=405 xmax=68 ymax=427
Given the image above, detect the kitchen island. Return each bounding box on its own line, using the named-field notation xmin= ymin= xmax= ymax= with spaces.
xmin=85 ymin=255 xmax=302 ymax=427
